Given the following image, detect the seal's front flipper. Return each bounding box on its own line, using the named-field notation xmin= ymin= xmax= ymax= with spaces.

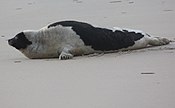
xmin=59 ymin=46 xmax=73 ymax=60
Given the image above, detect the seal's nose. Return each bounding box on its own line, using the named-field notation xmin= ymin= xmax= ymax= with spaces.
xmin=8 ymin=39 xmax=13 ymax=46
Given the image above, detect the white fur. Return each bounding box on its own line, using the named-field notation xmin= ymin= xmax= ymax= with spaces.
xmin=124 ymin=36 xmax=149 ymax=50
xmin=20 ymin=25 xmax=94 ymax=59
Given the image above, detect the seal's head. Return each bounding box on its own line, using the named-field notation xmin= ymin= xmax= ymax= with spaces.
xmin=8 ymin=32 xmax=32 ymax=50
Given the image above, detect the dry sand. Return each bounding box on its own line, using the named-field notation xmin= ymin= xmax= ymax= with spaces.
xmin=0 ymin=0 xmax=175 ymax=108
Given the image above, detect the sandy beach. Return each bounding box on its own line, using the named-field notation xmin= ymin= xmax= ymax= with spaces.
xmin=0 ymin=0 xmax=175 ymax=108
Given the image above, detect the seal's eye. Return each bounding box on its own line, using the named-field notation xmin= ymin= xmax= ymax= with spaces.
xmin=14 ymin=36 xmax=18 ymax=40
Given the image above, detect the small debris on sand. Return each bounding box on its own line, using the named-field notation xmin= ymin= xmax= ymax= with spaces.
xmin=163 ymin=9 xmax=173 ymax=12
xmin=14 ymin=61 xmax=22 ymax=63
xmin=73 ymin=0 xmax=83 ymax=3
xmin=141 ymin=73 xmax=155 ymax=75
xmin=121 ymin=12 xmax=127 ymax=14
xmin=109 ymin=1 xmax=122 ymax=3
xmin=128 ymin=1 xmax=134 ymax=4
xmin=28 ymin=3 xmax=33 ymax=5
xmin=16 ymin=8 xmax=22 ymax=10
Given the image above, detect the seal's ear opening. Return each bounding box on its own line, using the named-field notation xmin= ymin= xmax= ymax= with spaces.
xmin=8 ymin=32 xmax=32 ymax=50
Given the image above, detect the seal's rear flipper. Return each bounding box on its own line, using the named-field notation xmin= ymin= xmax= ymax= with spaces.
xmin=148 ymin=37 xmax=170 ymax=46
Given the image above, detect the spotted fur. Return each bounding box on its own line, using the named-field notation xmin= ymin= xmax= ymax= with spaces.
xmin=8 ymin=20 xmax=170 ymax=59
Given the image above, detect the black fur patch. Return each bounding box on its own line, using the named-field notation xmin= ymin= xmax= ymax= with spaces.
xmin=8 ymin=32 xmax=32 ymax=49
xmin=48 ymin=21 xmax=144 ymax=51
